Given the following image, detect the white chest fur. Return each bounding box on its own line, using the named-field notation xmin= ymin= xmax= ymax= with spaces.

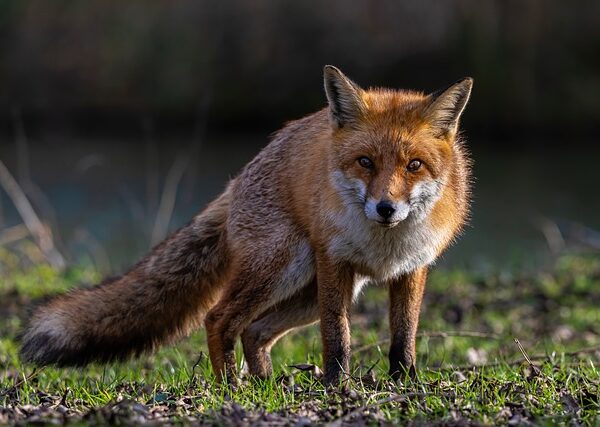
xmin=327 ymin=207 xmax=447 ymax=282
xmin=327 ymin=170 xmax=450 ymax=282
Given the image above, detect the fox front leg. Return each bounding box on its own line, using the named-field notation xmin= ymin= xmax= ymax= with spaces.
xmin=388 ymin=267 xmax=427 ymax=380
xmin=316 ymin=254 xmax=355 ymax=387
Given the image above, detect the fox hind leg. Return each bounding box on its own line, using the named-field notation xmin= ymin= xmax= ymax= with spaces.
xmin=205 ymin=224 xmax=315 ymax=383
xmin=205 ymin=255 xmax=313 ymax=383
xmin=204 ymin=275 xmax=274 ymax=384
xmin=241 ymin=281 xmax=318 ymax=378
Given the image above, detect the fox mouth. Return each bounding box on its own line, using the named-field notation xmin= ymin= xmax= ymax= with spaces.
xmin=376 ymin=220 xmax=400 ymax=228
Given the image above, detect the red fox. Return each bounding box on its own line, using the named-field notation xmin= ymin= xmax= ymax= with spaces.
xmin=21 ymin=66 xmax=473 ymax=385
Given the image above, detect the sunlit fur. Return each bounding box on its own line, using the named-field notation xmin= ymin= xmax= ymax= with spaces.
xmin=21 ymin=66 xmax=472 ymax=386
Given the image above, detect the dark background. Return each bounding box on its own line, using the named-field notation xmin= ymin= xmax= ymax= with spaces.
xmin=0 ymin=0 xmax=598 ymax=272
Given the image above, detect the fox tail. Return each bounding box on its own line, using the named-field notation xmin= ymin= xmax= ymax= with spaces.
xmin=20 ymin=189 xmax=231 ymax=366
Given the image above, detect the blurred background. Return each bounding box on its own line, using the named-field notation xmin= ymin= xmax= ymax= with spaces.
xmin=0 ymin=0 xmax=598 ymax=274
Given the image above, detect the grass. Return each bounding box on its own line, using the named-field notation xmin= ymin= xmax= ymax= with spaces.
xmin=1 ymin=248 xmax=600 ymax=424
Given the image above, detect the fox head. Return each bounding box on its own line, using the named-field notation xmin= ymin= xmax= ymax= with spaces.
xmin=324 ymin=65 xmax=472 ymax=227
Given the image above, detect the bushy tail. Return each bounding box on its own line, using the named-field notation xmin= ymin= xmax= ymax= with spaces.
xmin=20 ymin=188 xmax=231 ymax=366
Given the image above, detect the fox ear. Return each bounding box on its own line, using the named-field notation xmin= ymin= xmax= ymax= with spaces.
xmin=323 ymin=65 xmax=365 ymax=129
xmin=425 ymin=77 xmax=473 ymax=137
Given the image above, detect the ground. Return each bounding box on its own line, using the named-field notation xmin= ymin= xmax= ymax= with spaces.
xmin=1 ymin=248 xmax=600 ymax=425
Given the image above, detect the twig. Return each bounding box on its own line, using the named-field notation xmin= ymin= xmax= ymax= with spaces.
xmin=537 ymin=216 xmax=565 ymax=254
xmin=72 ymin=228 xmax=111 ymax=274
xmin=0 ymin=159 xmax=65 ymax=270
xmin=0 ymin=223 xmax=29 ymax=245
xmin=514 ymin=337 xmax=544 ymax=377
xmin=191 ymin=352 xmax=205 ymax=378
xmin=150 ymin=153 xmax=189 ymax=246
xmin=147 ymin=94 xmax=209 ymax=247
xmin=354 ymin=331 xmax=500 ymax=355
xmin=431 ymin=344 xmax=600 ymax=372
xmin=142 ymin=116 xmax=160 ymax=223
xmin=12 ymin=107 xmax=30 ymax=184
xmin=514 ymin=338 xmax=533 ymax=365
xmin=0 ymin=368 xmax=41 ymax=397
xmin=12 ymin=108 xmax=66 ymax=256
xmin=57 ymin=387 xmax=70 ymax=408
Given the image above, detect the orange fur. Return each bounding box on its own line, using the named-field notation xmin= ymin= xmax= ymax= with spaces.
xmin=21 ymin=66 xmax=473 ymax=387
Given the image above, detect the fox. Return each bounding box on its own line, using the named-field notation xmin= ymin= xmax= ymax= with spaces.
xmin=20 ymin=66 xmax=473 ymax=386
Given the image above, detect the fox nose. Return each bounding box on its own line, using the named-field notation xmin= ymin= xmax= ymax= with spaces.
xmin=376 ymin=201 xmax=396 ymax=220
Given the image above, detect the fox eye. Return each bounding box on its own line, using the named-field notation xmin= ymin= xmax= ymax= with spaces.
xmin=407 ymin=159 xmax=422 ymax=172
xmin=357 ymin=156 xmax=374 ymax=170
